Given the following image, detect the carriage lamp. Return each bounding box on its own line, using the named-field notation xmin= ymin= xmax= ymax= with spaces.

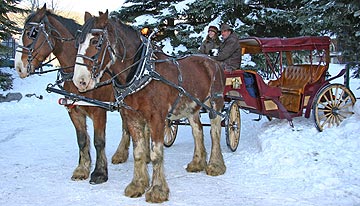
xmin=141 ymin=27 xmax=150 ymax=36
xmin=232 ymin=78 xmax=241 ymax=89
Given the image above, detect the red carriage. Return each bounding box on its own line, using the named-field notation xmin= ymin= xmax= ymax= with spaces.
xmin=164 ymin=36 xmax=356 ymax=152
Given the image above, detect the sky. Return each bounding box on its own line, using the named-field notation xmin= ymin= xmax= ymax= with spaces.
xmin=20 ymin=0 xmax=125 ymax=14
xmin=0 ymin=64 xmax=359 ymax=205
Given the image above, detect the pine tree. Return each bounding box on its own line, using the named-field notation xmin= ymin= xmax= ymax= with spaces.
xmin=296 ymin=0 xmax=360 ymax=75
xmin=112 ymin=0 xmax=185 ymax=54
xmin=0 ymin=0 xmax=26 ymax=40
xmin=113 ymin=0 xmax=360 ymax=76
xmin=0 ymin=0 xmax=27 ymax=58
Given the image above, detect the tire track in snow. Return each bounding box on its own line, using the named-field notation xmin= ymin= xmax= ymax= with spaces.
xmin=0 ymin=128 xmax=25 ymax=143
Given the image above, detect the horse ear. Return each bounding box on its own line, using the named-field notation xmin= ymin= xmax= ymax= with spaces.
xmin=84 ymin=12 xmax=92 ymax=22
xmin=98 ymin=10 xmax=109 ymax=26
xmin=37 ymin=3 xmax=47 ymax=15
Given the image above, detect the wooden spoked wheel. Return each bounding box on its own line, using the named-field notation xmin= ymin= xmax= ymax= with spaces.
xmin=313 ymin=83 xmax=356 ymax=131
xmin=225 ymin=100 xmax=241 ymax=152
xmin=164 ymin=119 xmax=178 ymax=147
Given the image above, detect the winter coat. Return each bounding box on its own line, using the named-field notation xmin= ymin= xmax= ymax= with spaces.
xmin=199 ymin=36 xmax=221 ymax=55
xmin=212 ymin=32 xmax=241 ymax=71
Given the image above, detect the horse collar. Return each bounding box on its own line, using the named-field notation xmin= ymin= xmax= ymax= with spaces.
xmin=113 ymin=38 xmax=155 ymax=107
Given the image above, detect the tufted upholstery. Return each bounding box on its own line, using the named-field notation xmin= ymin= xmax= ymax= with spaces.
xmin=268 ymin=65 xmax=327 ymax=112
xmin=269 ymin=65 xmax=326 ymax=93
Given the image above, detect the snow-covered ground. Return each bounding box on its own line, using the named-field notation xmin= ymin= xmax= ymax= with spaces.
xmin=0 ymin=64 xmax=359 ymax=206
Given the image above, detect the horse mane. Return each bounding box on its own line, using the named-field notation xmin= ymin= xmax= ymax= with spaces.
xmin=26 ymin=10 xmax=81 ymax=37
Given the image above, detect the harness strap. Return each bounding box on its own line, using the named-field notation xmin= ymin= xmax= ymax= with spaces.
xmin=148 ymin=69 xmax=226 ymax=119
xmin=167 ymin=60 xmax=183 ymax=118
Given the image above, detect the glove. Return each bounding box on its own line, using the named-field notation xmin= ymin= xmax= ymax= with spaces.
xmin=209 ymin=49 xmax=219 ymax=56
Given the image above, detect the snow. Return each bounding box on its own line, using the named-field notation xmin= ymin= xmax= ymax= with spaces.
xmin=0 ymin=64 xmax=359 ymax=206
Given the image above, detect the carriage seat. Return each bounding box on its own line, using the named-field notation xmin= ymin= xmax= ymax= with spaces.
xmin=268 ymin=65 xmax=327 ymax=112
xmin=268 ymin=65 xmax=327 ymax=95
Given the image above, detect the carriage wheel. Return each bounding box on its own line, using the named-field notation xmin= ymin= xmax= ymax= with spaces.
xmin=225 ymin=100 xmax=241 ymax=152
xmin=164 ymin=119 xmax=178 ymax=147
xmin=313 ymin=83 xmax=356 ymax=131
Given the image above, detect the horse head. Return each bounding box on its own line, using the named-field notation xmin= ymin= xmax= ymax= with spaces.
xmin=73 ymin=10 xmax=143 ymax=92
xmin=15 ymin=4 xmax=80 ymax=78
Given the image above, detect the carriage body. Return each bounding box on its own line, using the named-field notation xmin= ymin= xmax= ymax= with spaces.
xmin=225 ymin=36 xmax=332 ymax=118
xmin=221 ymin=36 xmax=356 ymax=151
xmin=166 ymin=36 xmax=356 ymax=151
xmin=224 ymin=69 xmax=286 ymax=119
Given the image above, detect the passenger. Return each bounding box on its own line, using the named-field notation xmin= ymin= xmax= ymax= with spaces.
xmin=199 ymin=25 xmax=221 ymax=56
xmin=211 ymin=24 xmax=241 ymax=71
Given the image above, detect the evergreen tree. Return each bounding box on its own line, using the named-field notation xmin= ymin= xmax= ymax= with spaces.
xmin=297 ymin=0 xmax=360 ymax=76
xmin=113 ymin=0 xmax=360 ymax=76
xmin=0 ymin=0 xmax=25 ymax=41
xmin=0 ymin=0 xmax=27 ymax=56
xmin=237 ymin=0 xmax=305 ymax=37
xmin=112 ymin=0 xmax=184 ymax=53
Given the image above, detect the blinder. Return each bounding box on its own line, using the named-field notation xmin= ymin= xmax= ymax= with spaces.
xmin=27 ymin=24 xmax=39 ymax=40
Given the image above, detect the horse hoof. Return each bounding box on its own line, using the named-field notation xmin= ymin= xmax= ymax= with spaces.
xmin=71 ymin=175 xmax=88 ymax=181
xmin=111 ymin=151 xmax=129 ymax=164
xmin=71 ymin=166 xmax=90 ymax=181
xmin=124 ymin=182 xmax=147 ymax=198
xmin=89 ymin=173 xmax=108 ymax=184
xmin=145 ymin=185 xmax=169 ymax=203
xmin=186 ymin=161 xmax=206 ymax=173
xmin=205 ymin=163 xmax=226 ymax=176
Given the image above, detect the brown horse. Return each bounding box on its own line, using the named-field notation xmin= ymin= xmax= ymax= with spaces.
xmin=72 ymin=11 xmax=226 ymax=203
xmin=14 ymin=5 xmax=134 ymax=184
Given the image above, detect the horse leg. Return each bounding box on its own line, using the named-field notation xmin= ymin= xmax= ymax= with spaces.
xmin=186 ymin=113 xmax=207 ymax=172
xmin=124 ymin=118 xmax=149 ymax=198
xmin=68 ymin=109 xmax=91 ymax=181
xmin=144 ymin=124 xmax=151 ymax=163
xmin=145 ymin=141 xmax=169 ymax=203
xmin=205 ymin=115 xmax=226 ymax=176
xmin=145 ymin=117 xmax=169 ymax=203
xmin=89 ymin=109 xmax=108 ymax=184
xmin=111 ymin=113 xmax=130 ymax=164
xmin=111 ymin=111 xmax=151 ymax=164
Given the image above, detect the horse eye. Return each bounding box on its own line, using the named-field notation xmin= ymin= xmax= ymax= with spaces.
xmin=26 ymin=27 xmax=38 ymax=39
xmin=91 ymin=39 xmax=99 ymax=46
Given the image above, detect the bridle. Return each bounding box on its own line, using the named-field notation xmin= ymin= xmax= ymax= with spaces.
xmin=75 ymin=28 xmax=116 ymax=79
xmin=75 ymin=25 xmax=146 ymax=89
xmin=73 ymin=23 xmax=226 ymax=117
xmin=17 ymin=16 xmax=75 ymax=76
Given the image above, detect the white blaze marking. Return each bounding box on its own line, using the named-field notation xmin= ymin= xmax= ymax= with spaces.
xmin=73 ymin=33 xmax=94 ymax=90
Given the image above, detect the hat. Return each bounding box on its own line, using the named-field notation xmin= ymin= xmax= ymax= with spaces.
xmin=220 ymin=24 xmax=232 ymax=32
xmin=208 ymin=26 xmax=218 ymax=33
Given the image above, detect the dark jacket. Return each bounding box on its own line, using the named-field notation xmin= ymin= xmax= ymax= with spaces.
xmin=199 ymin=36 xmax=221 ymax=55
xmin=212 ymin=32 xmax=241 ymax=70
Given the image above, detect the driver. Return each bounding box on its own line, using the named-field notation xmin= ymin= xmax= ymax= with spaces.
xmin=211 ymin=24 xmax=241 ymax=71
